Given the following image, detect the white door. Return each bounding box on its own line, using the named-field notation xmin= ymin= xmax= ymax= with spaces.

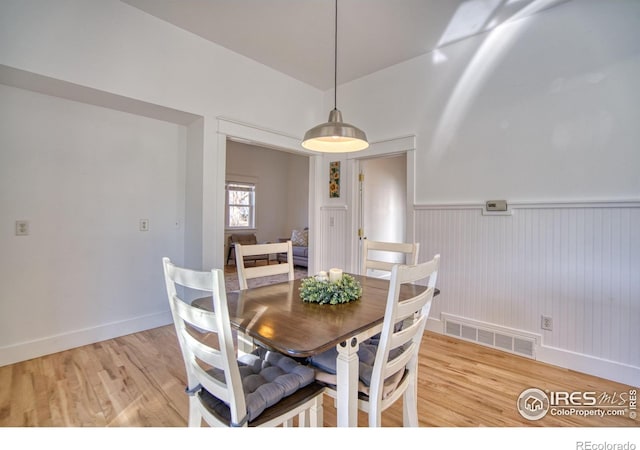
xmin=358 ymin=153 xmax=407 ymax=277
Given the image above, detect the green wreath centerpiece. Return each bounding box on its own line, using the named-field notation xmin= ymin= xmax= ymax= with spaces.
xmin=299 ymin=273 xmax=362 ymax=305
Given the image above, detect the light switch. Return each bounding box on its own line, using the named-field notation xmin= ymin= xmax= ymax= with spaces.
xmin=15 ymin=220 xmax=29 ymax=236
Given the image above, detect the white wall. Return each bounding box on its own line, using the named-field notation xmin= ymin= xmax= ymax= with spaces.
xmin=0 ymin=0 xmax=323 ymax=269
xmin=225 ymin=140 xmax=309 ymax=245
xmin=339 ymin=0 xmax=640 ymax=204
xmin=0 ymin=84 xmax=185 ymax=363
xmin=0 ymin=0 xmax=323 ymax=365
xmin=327 ymin=0 xmax=640 ymax=385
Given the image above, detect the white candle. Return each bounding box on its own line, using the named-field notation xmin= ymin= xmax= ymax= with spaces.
xmin=329 ymin=268 xmax=343 ymax=283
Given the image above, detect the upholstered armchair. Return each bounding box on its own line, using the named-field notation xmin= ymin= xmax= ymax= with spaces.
xmin=226 ymin=233 xmax=269 ymax=265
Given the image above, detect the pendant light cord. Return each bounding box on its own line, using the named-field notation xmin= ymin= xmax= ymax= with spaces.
xmin=334 ymin=0 xmax=337 ymax=111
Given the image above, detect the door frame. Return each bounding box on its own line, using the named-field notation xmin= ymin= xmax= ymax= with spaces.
xmin=346 ymin=135 xmax=417 ymax=273
xmin=217 ymin=117 xmax=319 ymax=271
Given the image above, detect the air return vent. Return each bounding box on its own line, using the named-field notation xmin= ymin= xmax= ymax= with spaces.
xmin=442 ymin=313 xmax=538 ymax=359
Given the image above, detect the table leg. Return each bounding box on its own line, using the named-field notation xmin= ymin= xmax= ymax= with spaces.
xmin=336 ymin=337 xmax=359 ymax=427
xmin=236 ymin=331 xmax=255 ymax=357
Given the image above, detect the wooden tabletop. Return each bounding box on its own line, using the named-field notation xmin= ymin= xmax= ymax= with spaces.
xmin=192 ymin=274 xmax=433 ymax=358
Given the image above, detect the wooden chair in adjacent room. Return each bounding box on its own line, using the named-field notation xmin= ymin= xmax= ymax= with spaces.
xmin=235 ymin=241 xmax=294 ymax=290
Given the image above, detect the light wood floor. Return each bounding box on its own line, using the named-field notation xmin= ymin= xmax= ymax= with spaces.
xmin=1 ymin=326 xmax=636 ymax=427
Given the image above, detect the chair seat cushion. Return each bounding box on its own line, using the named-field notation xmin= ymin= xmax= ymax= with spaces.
xmin=200 ymin=347 xmax=316 ymax=423
xmin=310 ymin=340 xmax=408 ymax=399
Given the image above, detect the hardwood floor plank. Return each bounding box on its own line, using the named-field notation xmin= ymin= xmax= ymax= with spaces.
xmin=0 ymin=363 xmax=12 ymax=423
xmin=0 ymin=327 xmax=637 ymax=428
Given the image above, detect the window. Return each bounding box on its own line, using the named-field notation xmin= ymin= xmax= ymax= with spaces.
xmin=226 ymin=181 xmax=255 ymax=229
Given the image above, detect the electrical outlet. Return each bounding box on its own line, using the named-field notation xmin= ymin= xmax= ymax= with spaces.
xmin=15 ymin=220 xmax=29 ymax=236
xmin=140 ymin=219 xmax=149 ymax=232
xmin=541 ymin=315 xmax=553 ymax=331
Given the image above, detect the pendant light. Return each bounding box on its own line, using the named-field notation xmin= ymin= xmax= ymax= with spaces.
xmin=302 ymin=0 xmax=368 ymax=153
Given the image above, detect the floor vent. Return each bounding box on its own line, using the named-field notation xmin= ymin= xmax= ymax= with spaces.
xmin=442 ymin=314 xmax=538 ymax=359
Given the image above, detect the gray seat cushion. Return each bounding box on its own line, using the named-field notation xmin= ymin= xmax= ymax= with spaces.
xmin=310 ymin=338 xmax=409 ymax=399
xmin=310 ymin=341 xmax=411 ymax=387
xmin=200 ymin=347 xmax=316 ymax=423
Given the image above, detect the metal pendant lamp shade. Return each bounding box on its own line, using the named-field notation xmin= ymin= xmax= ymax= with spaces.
xmin=302 ymin=109 xmax=368 ymax=152
xmin=301 ymin=0 xmax=368 ymax=153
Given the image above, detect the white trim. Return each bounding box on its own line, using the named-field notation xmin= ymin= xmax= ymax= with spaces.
xmin=509 ymin=200 xmax=640 ymax=209
xmin=226 ymin=173 xmax=258 ymax=185
xmin=426 ymin=316 xmax=442 ymax=334
xmin=346 ymin=135 xmax=416 ymax=160
xmin=537 ymin=344 xmax=640 ymax=388
xmin=406 ymin=150 xmax=416 ymax=245
xmin=321 ymin=205 xmax=348 ymax=211
xmin=309 ymin=156 xmax=322 ymax=275
xmin=346 ymin=135 xmax=417 ymax=274
xmin=415 ymin=200 xmax=640 ymax=210
xmin=0 ymin=311 xmax=173 ymax=367
xmin=225 ymin=179 xmax=256 ymax=229
xmin=481 ymin=209 xmax=514 ymax=216
xmin=217 ymin=116 xmax=316 ymax=156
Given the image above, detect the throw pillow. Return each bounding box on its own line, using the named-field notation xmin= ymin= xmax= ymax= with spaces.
xmin=291 ymin=229 xmax=308 ymax=247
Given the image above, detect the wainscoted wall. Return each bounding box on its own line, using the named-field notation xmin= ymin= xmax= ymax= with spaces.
xmin=415 ymin=202 xmax=640 ymax=385
xmin=318 ymin=206 xmax=349 ymax=271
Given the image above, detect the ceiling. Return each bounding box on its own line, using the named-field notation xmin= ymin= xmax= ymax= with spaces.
xmin=122 ymin=0 xmax=569 ymax=90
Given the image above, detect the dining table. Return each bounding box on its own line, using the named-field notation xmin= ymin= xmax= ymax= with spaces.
xmin=192 ymin=273 xmax=437 ymax=427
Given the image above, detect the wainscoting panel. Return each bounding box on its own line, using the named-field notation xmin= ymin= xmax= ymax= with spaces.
xmin=319 ymin=206 xmax=350 ymax=272
xmin=415 ymin=203 xmax=640 ymax=383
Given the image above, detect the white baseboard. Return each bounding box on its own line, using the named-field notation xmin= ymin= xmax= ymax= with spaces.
xmin=426 ymin=316 xmax=443 ymax=333
xmin=425 ymin=317 xmax=639 ymax=387
xmin=536 ymin=344 xmax=640 ymax=388
xmin=0 ymin=310 xmax=173 ymax=367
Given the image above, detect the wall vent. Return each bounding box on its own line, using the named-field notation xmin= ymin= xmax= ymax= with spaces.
xmin=442 ymin=314 xmax=538 ymax=359
xmin=445 ymin=321 xmax=461 ymax=337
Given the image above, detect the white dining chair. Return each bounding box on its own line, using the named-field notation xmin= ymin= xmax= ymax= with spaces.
xmin=234 ymin=241 xmax=295 ymax=354
xmin=362 ymin=240 xmax=420 ymax=278
xmin=312 ymin=254 xmax=440 ymax=427
xmin=235 ymin=241 xmax=295 ymax=290
xmin=162 ymin=257 xmax=324 ymax=427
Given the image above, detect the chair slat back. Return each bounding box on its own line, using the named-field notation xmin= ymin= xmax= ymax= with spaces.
xmin=162 ymin=257 xmax=247 ymax=425
xmin=362 ymin=240 xmax=420 ymax=278
xmin=368 ymin=254 xmax=440 ymax=411
xmin=236 ymin=241 xmax=294 ymax=290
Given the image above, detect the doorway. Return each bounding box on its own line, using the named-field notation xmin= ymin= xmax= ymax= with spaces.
xmin=357 ymin=153 xmax=408 ymax=277
xmin=224 ymin=138 xmax=310 ymax=289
